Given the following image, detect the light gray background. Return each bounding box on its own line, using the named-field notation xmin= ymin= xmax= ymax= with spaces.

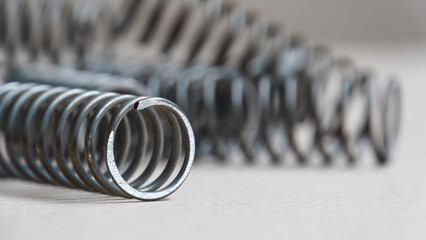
xmin=1 ymin=1 xmax=426 ymax=239
xmin=239 ymin=0 xmax=426 ymax=42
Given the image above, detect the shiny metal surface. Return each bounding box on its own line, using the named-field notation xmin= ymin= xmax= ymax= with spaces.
xmin=0 ymin=82 xmax=195 ymax=200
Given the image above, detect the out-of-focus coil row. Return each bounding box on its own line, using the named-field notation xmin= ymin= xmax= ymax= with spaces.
xmin=0 ymin=0 xmax=402 ymax=165
xmin=0 ymin=0 xmax=116 ymax=70
xmin=0 ymin=81 xmax=195 ymax=200
xmin=108 ymin=0 xmax=403 ymax=165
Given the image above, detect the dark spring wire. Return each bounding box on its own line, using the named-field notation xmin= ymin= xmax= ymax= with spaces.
xmin=108 ymin=0 xmax=403 ymax=165
xmin=0 ymin=81 xmax=195 ymax=200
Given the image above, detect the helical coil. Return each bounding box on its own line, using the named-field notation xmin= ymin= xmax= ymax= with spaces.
xmin=111 ymin=0 xmax=285 ymax=68
xmin=0 ymin=0 xmax=114 ymax=70
xmin=8 ymin=60 xmax=402 ymax=165
xmin=7 ymin=63 xmax=260 ymax=161
xmin=102 ymin=59 xmax=402 ymax=165
xmin=0 ymin=82 xmax=195 ymax=200
xmin=107 ymin=0 xmax=403 ymax=165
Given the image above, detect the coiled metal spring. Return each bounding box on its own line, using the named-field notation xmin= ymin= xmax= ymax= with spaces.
xmin=7 ymin=63 xmax=259 ymax=161
xmin=112 ymin=0 xmax=286 ymax=68
xmin=107 ymin=0 xmax=403 ymax=165
xmin=0 ymin=0 xmax=113 ymax=69
xmin=8 ymin=61 xmax=402 ymax=166
xmin=0 ymin=82 xmax=195 ymax=200
xmin=104 ymin=59 xmax=402 ymax=165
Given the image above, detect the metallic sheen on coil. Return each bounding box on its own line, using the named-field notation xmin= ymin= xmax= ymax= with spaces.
xmin=0 ymin=82 xmax=195 ymax=200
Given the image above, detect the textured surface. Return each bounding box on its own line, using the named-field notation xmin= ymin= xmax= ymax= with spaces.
xmin=1 ymin=42 xmax=425 ymax=240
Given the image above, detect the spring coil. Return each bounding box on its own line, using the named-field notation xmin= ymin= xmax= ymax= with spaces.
xmin=0 ymin=82 xmax=195 ymax=200
xmin=8 ymin=60 xmax=402 ymax=165
xmin=106 ymin=59 xmax=402 ymax=165
xmin=0 ymin=0 xmax=316 ymax=77
xmin=110 ymin=0 xmax=403 ymax=165
xmin=7 ymin=63 xmax=260 ymax=161
xmin=107 ymin=0 xmax=402 ymax=164
xmin=0 ymin=0 xmax=113 ymax=69
xmin=112 ymin=0 xmax=286 ymax=68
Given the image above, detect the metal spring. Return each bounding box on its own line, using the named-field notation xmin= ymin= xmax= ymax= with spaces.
xmin=112 ymin=0 xmax=286 ymax=68
xmin=0 ymin=0 xmax=113 ymax=69
xmin=109 ymin=0 xmax=403 ymax=165
xmin=0 ymin=82 xmax=195 ymax=200
xmin=9 ymin=61 xmax=402 ymax=165
xmin=110 ymin=60 xmax=402 ymax=165
xmin=7 ymin=63 xmax=260 ymax=161
xmin=0 ymin=0 xmax=322 ymax=77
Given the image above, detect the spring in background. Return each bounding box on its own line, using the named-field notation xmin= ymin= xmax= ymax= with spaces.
xmin=0 ymin=0 xmax=402 ymax=166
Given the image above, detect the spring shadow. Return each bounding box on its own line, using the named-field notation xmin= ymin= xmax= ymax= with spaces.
xmin=0 ymin=178 xmax=168 ymax=204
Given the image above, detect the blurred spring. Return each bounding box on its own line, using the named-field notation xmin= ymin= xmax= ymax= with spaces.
xmin=112 ymin=0 xmax=288 ymax=69
xmin=111 ymin=60 xmax=402 ymax=165
xmin=110 ymin=0 xmax=401 ymax=163
xmin=7 ymin=63 xmax=149 ymax=96
xmin=0 ymin=0 xmax=264 ymax=69
xmin=0 ymin=82 xmax=195 ymax=200
xmin=0 ymin=0 xmax=113 ymax=69
xmin=109 ymin=0 xmax=403 ymax=165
